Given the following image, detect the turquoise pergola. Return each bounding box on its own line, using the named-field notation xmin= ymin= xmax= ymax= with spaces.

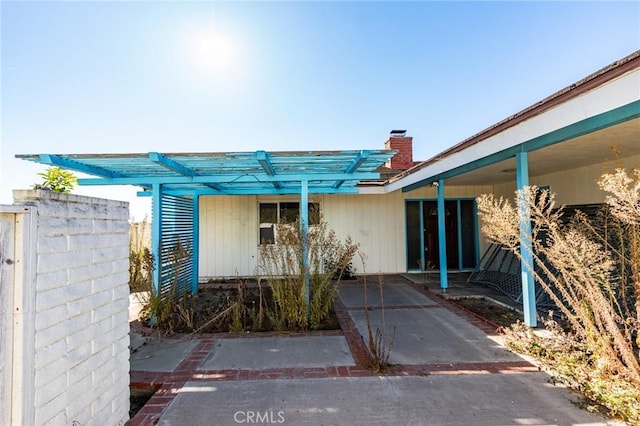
xmin=18 ymin=150 xmax=394 ymax=313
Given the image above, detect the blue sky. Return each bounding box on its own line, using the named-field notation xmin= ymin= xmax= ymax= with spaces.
xmin=2 ymin=1 xmax=639 ymax=220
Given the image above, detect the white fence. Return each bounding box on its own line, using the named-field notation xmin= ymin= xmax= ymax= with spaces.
xmin=1 ymin=190 xmax=130 ymax=425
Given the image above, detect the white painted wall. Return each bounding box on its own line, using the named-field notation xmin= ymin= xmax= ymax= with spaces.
xmin=198 ymin=184 xmax=493 ymax=277
xmin=492 ymin=153 xmax=640 ymax=204
xmin=321 ymin=192 xmax=405 ymax=274
xmin=9 ymin=190 xmax=130 ymax=426
xmin=478 ymin=154 xmax=640 ymax=260
xmin=199 ymin=195 xmax=259 ymax=278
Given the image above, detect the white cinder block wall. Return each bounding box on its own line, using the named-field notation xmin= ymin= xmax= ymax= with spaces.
xmin=13 ymin=190 xmax=130 ymax=426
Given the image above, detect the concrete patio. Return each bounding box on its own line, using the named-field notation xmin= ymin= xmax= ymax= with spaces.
xmin=128 ymin=275 xmax=619 ymax=426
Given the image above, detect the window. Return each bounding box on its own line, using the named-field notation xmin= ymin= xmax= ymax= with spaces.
xmin=259 ymin=202 xmax=320 ymax=244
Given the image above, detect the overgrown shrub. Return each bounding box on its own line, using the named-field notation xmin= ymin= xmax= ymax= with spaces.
xmin=129 ymin=220 xmax=153 ymax=293
xmin=228 ymin=279 xmax=268 ymax=333
xmin=138 ymin=240 xmax=200 ymax=334
xmin=477 ymin=167 xmax=640 ymax=422
xmin=506 ymin=319 xmax=640 ymax=424
xmin=258 ymin=219 xmax=359 ymax=331
xmin=133 ymin=217 xmax=357 ymax=334
xmin=323 ymin=258 xmax=357 ymax=280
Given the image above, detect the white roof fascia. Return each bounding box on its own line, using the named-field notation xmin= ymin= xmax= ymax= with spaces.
xmin=385 ymin=68 xmax=640 ymax=193
xmin=358 ymin=186 xmax=387 ymax=195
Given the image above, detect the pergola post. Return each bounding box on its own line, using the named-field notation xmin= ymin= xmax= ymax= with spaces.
xmin=300 ymin=180 xmax=310 ymax=321
xmin=151 ymin=183 xmax=163 ymax=297
xmin=437 ymin=179 xmax=448 ymax=292
xmin=192 ymin=194 xmax=200 ymax=294
xmin=516 ymin=152 xmax=537 ymax=327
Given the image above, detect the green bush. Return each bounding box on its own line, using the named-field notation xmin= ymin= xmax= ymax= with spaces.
xmin=34 ymin=166 xmax=77 ymax=193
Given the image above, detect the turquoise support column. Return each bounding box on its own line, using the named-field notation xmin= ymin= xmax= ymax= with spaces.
xmin=456 ymin=199 xmax=463 ymax=269
xmin=516 ymin=152 xmax=537 ymax=327
xmin=300 ymin=180 xmax=310 ymax=320
xmin=419 ymin=201 xmax=425 ymax=271
xmin=437 ymin=180 xmax=448 ymax=291
xmin=191 ymin=195 xmax=200 ymax=294
xmin=151 ymin=183 xmax=163 ymax=298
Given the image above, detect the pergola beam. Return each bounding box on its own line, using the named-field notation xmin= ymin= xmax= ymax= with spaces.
xmin=136 ymin=186 xmax=361 ymax=197
xmin=334 ymin=150 xmax=369 ymax=189
xmin=149 ymin=152 xmax=221 ymax=191
xmin=256 ymin=150 xmax=282 ymax=189
xmin=78 ymin=171 xmax=380 ymax=186
xmin=38 ymin=154 xmax=121 ymax=178
xmin=149 ymin=152 xmax=196 ymax=176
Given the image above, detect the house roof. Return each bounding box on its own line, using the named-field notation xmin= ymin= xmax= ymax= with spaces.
xmin=16 ymin=150 xmax=395 ymax=196
xmin=385 ymin=50 xmax=640 ymax=192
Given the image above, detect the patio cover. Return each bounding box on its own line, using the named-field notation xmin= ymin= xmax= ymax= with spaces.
xmin=17 ymin=149 xmax=395 ymax=316
xmin=17 ymin=150 xmax=394 ymax=195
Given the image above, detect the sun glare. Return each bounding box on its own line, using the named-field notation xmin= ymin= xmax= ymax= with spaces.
xmin=191 ymin=29 xmax=237 ymax=76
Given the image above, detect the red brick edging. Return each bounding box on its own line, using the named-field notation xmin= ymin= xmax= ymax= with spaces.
xmin=128 ymin=283 xmax=532 ymax=425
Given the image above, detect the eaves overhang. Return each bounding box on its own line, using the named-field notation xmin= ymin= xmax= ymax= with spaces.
xmin=386 ymin=50 xmax=640 ymax=193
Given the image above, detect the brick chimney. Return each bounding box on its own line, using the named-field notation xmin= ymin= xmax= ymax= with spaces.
xmin=385 ymin=130 xmax=413 ymax=169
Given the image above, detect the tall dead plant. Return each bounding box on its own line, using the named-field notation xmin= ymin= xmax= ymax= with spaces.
xmin=476 ymin=167 xmax=640 ymax=384
xmin=139 ymin=240 xmax=196 ymax=335
xmin=361 ymin=270 xmax=396 ymax=373
xmin=258 ymin=219 xmax=359 ymax=331
xmin=129 ymin=219 xmax=153 ymax=294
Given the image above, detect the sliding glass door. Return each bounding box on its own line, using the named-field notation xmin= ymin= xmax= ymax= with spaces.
xmin=405 ymin=199 xmax=479 ymax=271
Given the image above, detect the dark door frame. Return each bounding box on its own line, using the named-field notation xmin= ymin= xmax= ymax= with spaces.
xmin=405 ymin=198 xmax=480 ymax=272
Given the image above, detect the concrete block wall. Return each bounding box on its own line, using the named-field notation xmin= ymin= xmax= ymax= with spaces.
xmin=13 ymin=190 xmax=130 ymax=426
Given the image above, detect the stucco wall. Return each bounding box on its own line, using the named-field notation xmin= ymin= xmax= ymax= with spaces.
xmin=12 ymin=190 xmax=130 ymax=426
